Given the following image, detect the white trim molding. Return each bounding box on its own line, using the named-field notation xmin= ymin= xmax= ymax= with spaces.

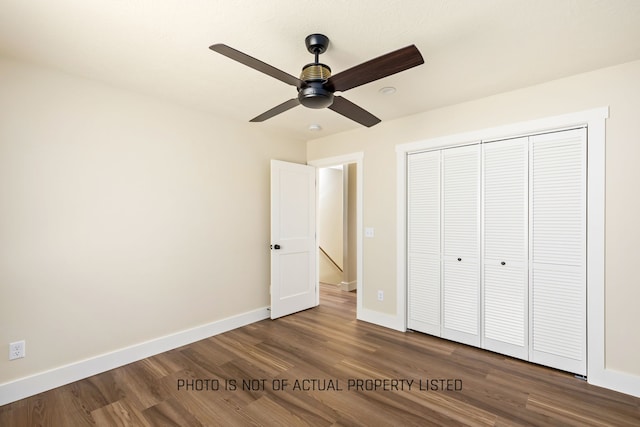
xmin=308 ymin=152 xmax=364 ymax=321
xmin=358 ymin=307 xmax=405 ymax=332
xmin=340 ymin=280 xmax=357 ymax=292
xmin=0 ymin=307 xmax=270 ymax=406
xmin=396 ymin=107 xmax=640 ymax=398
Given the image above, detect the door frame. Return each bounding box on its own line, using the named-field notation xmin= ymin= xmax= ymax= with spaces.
xmin=308 ymin=152 xmax=364 ymax=319
xmin=396 ymin=107 xmax=609 ymax=389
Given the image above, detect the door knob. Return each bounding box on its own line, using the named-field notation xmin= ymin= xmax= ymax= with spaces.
xmin=273 ymin=244 xmax=281 ymax=250
xmin=501 ymin=261 xmax=506 ymax=266
xmin=457 ymin=257 xmax=462 ymax=262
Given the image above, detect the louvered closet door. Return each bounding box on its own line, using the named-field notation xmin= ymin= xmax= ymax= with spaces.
xmin=442 ymin=144 xmax=480 ymax=346
xmin=482 ymin=138 xmax=529 ymax=359
xmin=530 ymin=128 xmax=586 ymax=375
xmin=407 ymin=151 xmax=441 ymax=335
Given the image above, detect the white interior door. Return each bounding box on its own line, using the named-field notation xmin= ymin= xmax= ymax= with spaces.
xmin=441 ymin=144 xmax=481 ymax=347
xmin=529 ymin=128 xmax=587 ymax=375
xmin=482 ymin=137 xmax=529 ymax=359
xmin=270 ymin=159 xmax=318 ymax=319
xmin=407 ymin=150 xmax=442 ymax=335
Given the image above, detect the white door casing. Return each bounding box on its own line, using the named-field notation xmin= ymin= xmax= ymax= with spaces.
xmin=308 ymin=152 xmax=365 ymax=324
xmin=398 ymin=108 xmax=622 ymax=394
xmin=270 ymin=160 xmax=318 ymax=319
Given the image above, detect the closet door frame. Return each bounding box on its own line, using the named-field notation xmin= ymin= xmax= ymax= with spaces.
xmin=396 ymin=107 xmax=607 ymax=387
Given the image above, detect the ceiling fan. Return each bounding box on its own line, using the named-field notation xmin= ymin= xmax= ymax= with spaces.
xmin=209 ymin=34 xmax=424 ymax=127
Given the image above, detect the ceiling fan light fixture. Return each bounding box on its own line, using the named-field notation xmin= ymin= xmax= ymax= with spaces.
xmin=298 ymin=82 xmax=334 ymax=109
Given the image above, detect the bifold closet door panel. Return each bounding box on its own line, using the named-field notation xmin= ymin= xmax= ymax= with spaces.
xmin=407 ymin=151 xmax=441 ymax=334
xmin=442 ymin=144 xmax=480 ymax=346
xmin=530 ymin=128 xmax=586 ymax=376
xmin=482 ymin=138 xmax=528 ymax=360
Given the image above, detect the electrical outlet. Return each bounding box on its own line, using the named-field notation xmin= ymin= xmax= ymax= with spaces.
xmin=9 ymin=340 xmax=25 ymax=360
xmin=377 ymin=290 xmax=384 ymax=301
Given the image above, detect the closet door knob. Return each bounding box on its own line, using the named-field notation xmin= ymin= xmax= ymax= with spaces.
xmin=457 ymin=257 xmax=462 ymax=262
xmin=501 ymin=261 xmax=506 ymax=266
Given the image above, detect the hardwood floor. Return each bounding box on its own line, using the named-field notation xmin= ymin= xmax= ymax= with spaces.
xmin=2 ymin=284 xmax=639 ymax=426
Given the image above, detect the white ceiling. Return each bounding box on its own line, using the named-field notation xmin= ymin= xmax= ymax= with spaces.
xmin=2 ymin=0 xmax=640 ymax=141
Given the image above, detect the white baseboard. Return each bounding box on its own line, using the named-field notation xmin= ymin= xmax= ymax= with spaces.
xmin=340 ymin=280 xmax=357 ymax=292
xmin=0 ymin=307 xmax=270 ymax=406
xmin=357 ymin=309 xmax=640 ymax=399
xmin=589 ymin=367 xmax=640 ymax=398
xmin=4 ymin=303 xmax=637 ymax=406
xmin=357 ymin=308 xmax=405 ymax=332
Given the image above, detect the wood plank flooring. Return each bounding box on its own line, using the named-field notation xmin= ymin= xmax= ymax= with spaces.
xmin=1 ymin=284 xmax=639 ymax=426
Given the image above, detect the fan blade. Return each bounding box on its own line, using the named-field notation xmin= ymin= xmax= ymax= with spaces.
xmin=210 ymin=44 xmax=303 ymax=89
xmin=250 ymin=98 xmax=300 ymax=122
xmin=328 ymin=96 xmax=381 ymax=127
xmin=327 ymin=45 xmax=424 ymax=92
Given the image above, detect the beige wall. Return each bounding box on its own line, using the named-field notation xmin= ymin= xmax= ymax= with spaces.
xmin=2 ymin=54 xmax=638 ymax=392
xmin=307 ymin=60 xmax=640 ymax=377
xmin=319 ymin=167 xmax=344 ymax=284
xmin=0 ymin=58 xmax=306 ymax=384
